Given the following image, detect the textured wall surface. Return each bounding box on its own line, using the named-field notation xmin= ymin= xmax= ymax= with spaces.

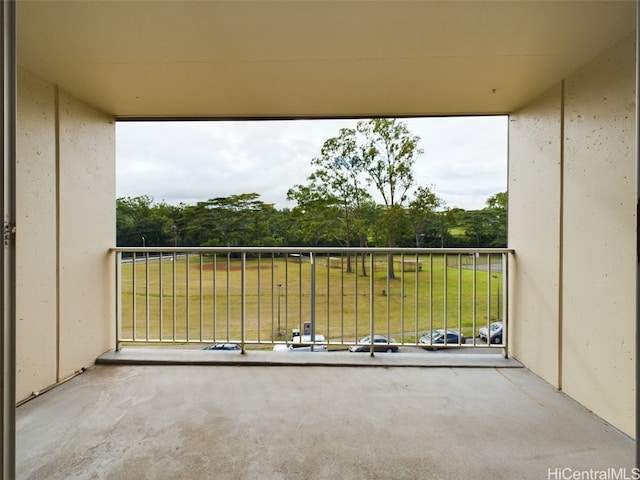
xmin=562 ymin=33 xmax=636 ymax=437
xmin=16 ymin=68 xmax=115 ymax=400
xmin=509 ymin=33 xmax=636 ymax=437
xmin=16 ymin=69 xmax=58 ymax=399
xmin=57 ymin=91 xmax=115 ymax=379
xmin=508 ymin=84 xmax=563 ymax=387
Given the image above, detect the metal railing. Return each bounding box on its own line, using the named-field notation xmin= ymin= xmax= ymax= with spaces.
xmin=112 ymin=247 xmax=512 ymax=355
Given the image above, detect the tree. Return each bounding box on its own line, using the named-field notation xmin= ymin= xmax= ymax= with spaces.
xmin=485 ymin=191 xmax=507 ymax=247
xmin=358 ymin=118 xmax=423 ymax=278
xmin=116 ymin=196 xmax=178 ymax=247
xmin=288 ymin=128 xmax=373 ymax=272
xmin=180 ymin=193 xmax=278 ymax=247
xmin=407 ymin=185 xmax=443 ymax=247
xmin=452 ymin=192 xmax=508 ymax=247
xmin=286 ymin=185 xmax=343 ymax=246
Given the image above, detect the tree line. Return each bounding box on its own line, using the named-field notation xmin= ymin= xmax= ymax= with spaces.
xmin=117 ymin=119 xmax=506 ymax=251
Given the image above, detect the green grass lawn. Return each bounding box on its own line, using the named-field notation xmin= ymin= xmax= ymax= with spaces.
xmin=119 ymin=253 xmax=503 ymax=344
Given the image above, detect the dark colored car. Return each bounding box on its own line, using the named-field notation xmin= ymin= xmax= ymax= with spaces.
xmin=202 ymin=343 xmax=241 ymax=351
xmin=349 ymin=335 xmax=398 ymax=353
xmin=419 ymin=330 xmax=466 ymax=350
xmin=479 ymin=321 xmax=503 ymax=344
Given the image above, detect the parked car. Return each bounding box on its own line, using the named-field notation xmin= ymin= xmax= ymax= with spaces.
xmin=202 ymin=343 xmax=241 ymax=351
xmin=419 ymin=330 xmax=466 ymax=350
xmin=479 ymin=321 xmax=503 ymax=344
xmin=349 ymin=335 xmax=398 ymax=353
xmin=273 ymin=334 xmax=327 ymax=352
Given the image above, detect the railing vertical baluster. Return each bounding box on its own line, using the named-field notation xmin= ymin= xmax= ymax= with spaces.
xmin=443 ymin=253 xmax=448 ymax=346
xmin=354 ymin=252 xmax=359 ymax=344
xmin=226 ymin=253 xmax=231 ymax=342
xmin=185 ymin=253 xmax=190 ymax=342
xmin=270 ymin=253 xmax=275 ymax=340
xmin=429 ymin=254 xmax=433 ymax=348
xmin=502 ymin=253 xmax=509 ymax=358
xmin=241 ymin=253 xmax=246 ymax=353
xmin=298 ymin=253 xmax=302 ymax=336
xmin=257 ymin=254 xmax=262 ymax=343
xmin=487 ymin=254 xmax=492 ymax=339
xmin=414 ymin=253 xmax=419 ymax=344
xmin=199 ymin=253 xmax=203 ymax=343
xmin=116 ymin=251 xmax=122 ymax=350
xmin=326 ymin=253 xmax=330 ymax=343
xmin=384 ymin=255 xmax=395 ymax=338
xmin=310 ymin=253 xmax=315 ymax=350
xmin=132 ymin=252 xmax=137 ymax=342
xmin=159 ymin=253 xmax=163 ymax=342
xmin=172 ymin=251 xmax=177 ymax=342
xmin=369 ymin=253 xmax=375 ymax=356
xmin=400 ymin=254 xmax=405 ymax=344
xmin=472 ymin=253 xmax=477 ymax=346
xmin=340 ymin=254 xmax=344 ymax=346
xmin=284 ymin=254 xmax=289 ymax=339
xmin=145 ymin=252 xmax=149 ymax=341
xmin=458 ymin=253 xmax=462 ymax=345
xmin=213 ymin=253 xmax=217 ymax=342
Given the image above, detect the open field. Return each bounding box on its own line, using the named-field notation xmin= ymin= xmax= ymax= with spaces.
xmin=118 ymin=253 xmax=504 ymax=345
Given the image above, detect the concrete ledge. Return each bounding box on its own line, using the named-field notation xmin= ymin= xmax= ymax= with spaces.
xmin=97 ymin=347 xmax=523 ymax=368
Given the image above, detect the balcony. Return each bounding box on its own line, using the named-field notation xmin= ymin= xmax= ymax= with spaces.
xmin=15 ymin=247 xmax=635 ymax=478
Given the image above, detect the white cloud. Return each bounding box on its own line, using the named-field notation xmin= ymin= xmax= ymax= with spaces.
xmin=116 ymin=116 xmax=507 ymax=210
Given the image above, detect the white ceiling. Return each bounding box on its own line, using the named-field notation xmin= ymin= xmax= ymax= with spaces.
xmin=16 ymin=1 xmax=637 ymax=119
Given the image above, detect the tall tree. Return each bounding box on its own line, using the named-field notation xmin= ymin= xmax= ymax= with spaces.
xmin=288 ymin=128 xmax=372 ymax=272
xmin=286 ymin=185 xmax=343 ymax=246
xmin=407 ymin=185 xmax=443 ymax=247
xmin=358 ymin=118 xmax=423 ymax=278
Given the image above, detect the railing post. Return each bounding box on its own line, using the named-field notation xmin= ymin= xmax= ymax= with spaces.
xmin=310 ymin=252 xmax=315 ymax=351
xmin=502 ymin=252 xmax=509 ymax=358
xmin=369 ymin=253 xmax=375 ymax=356
xmin=241 ymin=252 xmax=246 ymax=354
xmin=115 ymin=251 xmax=122 ymax=351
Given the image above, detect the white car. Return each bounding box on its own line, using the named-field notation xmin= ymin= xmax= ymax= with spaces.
xmin=273 ymin=334 xmax=327 ymax=352
xmin=479 ymin=321 xmax=503 ymax=344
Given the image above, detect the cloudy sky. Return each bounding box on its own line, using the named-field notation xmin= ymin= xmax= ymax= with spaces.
xmin=116 ymin=116 xmax=508 ymax=211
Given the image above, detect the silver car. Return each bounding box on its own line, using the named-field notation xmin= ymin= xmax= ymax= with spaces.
xmin=349 ymin=335 xmax=398 ymax=353
xmin=479 ymin=321 xmax=503 ymax=344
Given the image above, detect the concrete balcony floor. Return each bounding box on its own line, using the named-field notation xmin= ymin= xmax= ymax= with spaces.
xmin=17 ymin=351 xmax=634 ymax=480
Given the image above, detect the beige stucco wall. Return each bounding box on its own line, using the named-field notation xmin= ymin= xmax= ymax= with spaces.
xmin=16 ymin=68 xmax=115 ymax=400
xmin=508 ymin=84 xmax=563 ymax=387
xmin=509 ymin=33 xmax=636 ymax=437
xmin=16 ymin=69 xmax=58 ymax=397
xmin=562 ymin=34 xmax=636 ymax=436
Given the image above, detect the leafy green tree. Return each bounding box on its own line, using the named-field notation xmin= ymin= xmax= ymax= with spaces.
xmin=288 ymin=128 xmax=372 ymax=271
xmin=452 ymin=192 xmax=507 ymax=247
xmin=180 ymin=193 xmax=278 ymax=247
xmin=358 ymin=118 xmax=423 ymax=278
xmin=484 ymin=191 xmax=507 ymax=247
xmin=286 ymin=185 xmax=343 ymax=246
xmin=116 ymin=196 xmax=178 ymax=247
xmin=407 ymin=185 xmax=444 ymax=247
